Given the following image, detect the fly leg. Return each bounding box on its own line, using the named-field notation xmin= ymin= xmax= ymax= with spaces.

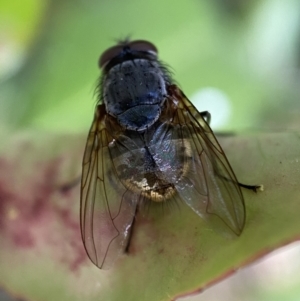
xmin=125 ymin=205 xmax=139 ymax=253
xmin=200 ymin=111 xmax=211 ymax=125
xmin=59 ymin=176 xmax=81 ymax=193
xmin=216 ymin=174 xmax=263 ymax=192
xmin=237 ymin=182 xmax=263 ymax=192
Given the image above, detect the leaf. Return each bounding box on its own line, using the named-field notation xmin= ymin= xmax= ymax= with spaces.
xmin=1 ymin=1 xmax=300 ymax=300
xmin=0 ymin=130 xmax=299 ymax=301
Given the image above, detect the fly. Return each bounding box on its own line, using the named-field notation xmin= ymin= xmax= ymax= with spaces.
xmin=80 ymin=39 xmax=261 ymax=269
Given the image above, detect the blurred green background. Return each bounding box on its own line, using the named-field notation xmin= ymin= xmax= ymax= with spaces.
xmin=1 ymin=0 xmax=300 ymax=134
xmin=1 ymin=0 xmax=300 ymax=300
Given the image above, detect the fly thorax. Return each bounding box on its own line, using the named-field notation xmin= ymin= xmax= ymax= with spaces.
xmin=103 ymin=59 xmax=168 ymax=131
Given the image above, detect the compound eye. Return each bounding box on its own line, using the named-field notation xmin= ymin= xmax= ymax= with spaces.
xmin=98 ymin=45 xmax=123 ymax=68
xmin=98 ymin=40 xmax=158 ymax=69
xmin=129 ymin=40 xmax=158 ymax=55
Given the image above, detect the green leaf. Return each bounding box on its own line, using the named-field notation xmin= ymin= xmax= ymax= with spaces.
xmin=0 ymin=130 xmax=299 ymax=301
xmin=1 ymin=1 xmax=300 ymax=300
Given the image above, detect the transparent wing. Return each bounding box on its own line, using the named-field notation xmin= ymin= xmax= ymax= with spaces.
xmin=168 ymin=85 xmax=245 ymax=235
xmin=80 ymin=105 xmax=138 ymax=269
